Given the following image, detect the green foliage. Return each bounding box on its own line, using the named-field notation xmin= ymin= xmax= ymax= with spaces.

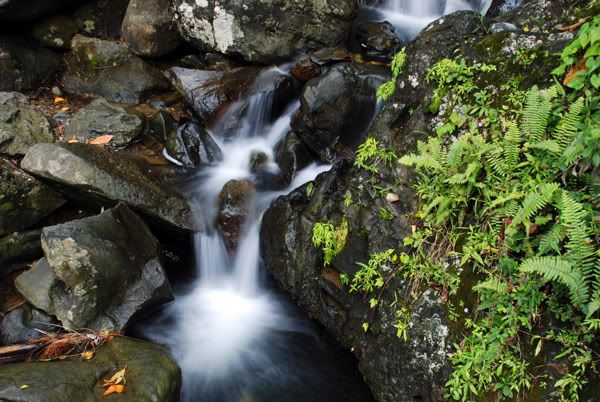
xmin=354 ymin=137 xmax=397 ymax=173
xmin=376 ymin=49 xmax=407 ymax=102
xmin=312 ymin=218 xmax=348 ymax=266
xmin=350 ymin=249 xmax=396 ymax=294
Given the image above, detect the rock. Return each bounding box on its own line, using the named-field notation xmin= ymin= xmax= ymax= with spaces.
xmin=0 ymin=0 xmax=84 ymax=21
xmin=164 ymin=121 xmax=222 ymax=169
xmin=0 ymin=39 xmax=61 ymax=92
xmin=63 ymin=35 xmax=170 ymax=104
xmin=64 ymin=99 xmax=145 ymax=147
xmin=218 ymin=179 xmax=256 ymax=252
xmin=165 ymin=66 xmax=261 ymax=124
xmin=172 ymin=0 xmax=356 ymax=63
xmin=308 ymin=47 xmax=352 ymax=66
xmin=180 ymin=53 xmax=235 ymax=71
xmin=291 ymin=63 xmax=385 ymax=162
xmin=275 ymin=132 xmax=316 ymax=182
xmin=0 ymin=337 xmax=181 ymax=401
xmin=0 ymin=304 xmax=59 ymax=346
xmin=32 ymin=15 xmax=78 ymax=49
xmin=290 ymin=58 xmax=321 ymax=82
xmin=0 ymin=92 xmax=54 ymax=156
xmin=249 ymin=151 xmax=269 ymax=174
xmin=15 ymin=204 xmax=174 ymax=330
xmin=20 ymin=142 xmax=196 ymax=233
xmin=356 ymin=22 xmax=403 ymax=61
xmin=0 ymin=159 xmax=65 ymax=238
xmin=121 ymin=0 xmax=181 ymax=57
xmin=0 ymin=230 xmax=42 ymax=270
xmin=490 ymin=22 xmax=519 ymax=33
xmin=73 ymin=0 xmax=130 ymax=39
xmin=148 ymin=110 xmax=177 ymax=144
xmin=486 ymin=0 xmax=524 ymax=18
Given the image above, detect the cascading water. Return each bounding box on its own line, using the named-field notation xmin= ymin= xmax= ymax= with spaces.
xmin=139 ymin=67 xmax=377 ymax=402
xmin=357 ymin=0 xmax=492 ymax=42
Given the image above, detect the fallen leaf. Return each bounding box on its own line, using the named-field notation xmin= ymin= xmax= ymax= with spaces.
xmin=54 ymin=97 xmax=66 ymax=104
xmin=67 ymin=139 xmax=79 ymax=143
xmin=102 ymin=368 xmax=126 ymax=387
xmin=89 ymin=135 xmax=113 ymax=145
xmin=81 ymin=351 xmax=95 ymax=360
xmin=564 ymin=59 xmax=586 ymax=85
xmin=60 ymin=106 xmax=70 ymax=112
xmin=103 ymin=385 xmax=125 ymax=396
xmin=20 ymin=385 xmax=29 ymax=389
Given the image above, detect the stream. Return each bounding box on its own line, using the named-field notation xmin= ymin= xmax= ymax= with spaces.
xmin=138 ymin=1 xmax=491 ymax=401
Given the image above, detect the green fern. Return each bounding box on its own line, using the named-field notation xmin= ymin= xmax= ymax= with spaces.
xmin=560 ymin=192 xmax=596 ymax=283
xmin=553 ymin=97 xmax=584 ymax=152
xmin=505 ymin=183 xmax=560 ymax=240
xmin=520 ymin=256 xmax=589 ymax=308
xmin=522 ymin=87 xmax=556 ymax=143
xmin=503 ymin=121 xmax=522 ymax=168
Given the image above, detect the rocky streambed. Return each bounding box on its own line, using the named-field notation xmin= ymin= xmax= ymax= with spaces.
xmin=0 ymin=0 xmax=598 ymax=401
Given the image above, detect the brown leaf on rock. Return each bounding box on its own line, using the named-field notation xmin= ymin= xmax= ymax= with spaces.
xmin=89 ymin=135 xmax=114 ymax=145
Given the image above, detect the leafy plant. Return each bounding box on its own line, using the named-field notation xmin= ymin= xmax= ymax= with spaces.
xmin=354 ymin=137 xmax=396 ymax=173
xmin=376 ymin=49 xmax=407 ymax=102
xmin=312 ymin=218 xmax=349 ymax=266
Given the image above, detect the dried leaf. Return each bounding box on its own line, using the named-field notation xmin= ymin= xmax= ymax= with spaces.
xmin=102 ymin=368 xmax=126 ymax=387
xmin=54 ymin=97 xmax=66 ymax=104
xmin=20 ymin=385 xmax=29 ymax=389
xmin=89 ymin=135 xmax=113 ymax=145
xmin=67 ymin=139 xmax=79 ymax=143
xmin=81 ymin=351 xmax=95 ymax=360
xmin=60 ymin=106 xmax=70 ymax=112
xmin=103 ymin=384 xmax=125 ymax=396
xmin=563 ymin=59 xmax=586 ymax=85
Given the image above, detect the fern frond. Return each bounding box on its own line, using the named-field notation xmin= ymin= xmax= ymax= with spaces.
xmin=538 ymin=223 xmax=566 ymax=255
xmin=446 ymin=162 xmax=480 ymax=184
xmin=506 ymin=183 xmax=560 ymax=240
xmin=520 ymin=256 xmax=589 ymax=308
xmin=503 ymin=121 xmax=521 ymax=168
xmin=560 ymin=191 xmax=595 ymax=278
xmin=487 ymin=146 xmax=509 ymax=177
xmin=447 ymin=136 xmax=471 ymax=168
xmin=522 ymin=87 xmax=556 ymax=142
xmin=553 ymin=97 xmax=584 ymax=152
xmin=528 ymin=140 xmax=561 ymax=154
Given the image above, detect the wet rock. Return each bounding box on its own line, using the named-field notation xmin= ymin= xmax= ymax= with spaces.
xmin=309 ymin=48 xmax=352 ymax=66
xmin=148 ymin=110 xmax=177 ymax=144
xmin=172 ymin=0 xmax=356 ymax=63
xmin=291 ymin=63 xmax=384 ymax=162
xmin=0 ymin=92 xmax=54 ymax=156
xmin=15 ymin=204 xmax=174 ymax=330
xmin=20 ymin=142 xmax=195 ymax=233
xmin=180 ymin=53 xmax=235 ymax=71
xmin=121 ymin=0 xmax=181 ymax=57
xmin=63 ymin=35 xmax=170 ymax=104
xmin=0 ymin=0 xmax=84 ymax=21
xmin=0 ymin=39 xmax=61 ymax=92
xmin=64 ymin=98 xmax=145 ymax=147
xmin=290 ymin=58 xmax=321 ymax=82
xmin=73 ymin=0 xmax=129 ymax=39
xmin=164 ymin=121 xmax=223 ymax=168
xmin=32 ymin=15 xmax=78 ymax=49
xmin=50 ymin=111 xmax=72 ymax=130
xmin=0 ymin=337 xmax=181 ymax=401
xmin=0 ymin=304 xmax=58 ymax=346
xmin=275 ymin=132 xmax=316 ymax=182
xmin=0 ymin=159 xmax=65 ymax=238
xmin=0 ymin=230 xmax=42 ymax=270
xmin=490 ymin=22 xmax=519 ymax=33
xmin=165 ymin=66 xmax=261 ymax=124
xmin=356 ymin=22 xmax=402 ymax=61
xmin=487 ymin=0 xmax=524 ymax=18
xmin=218 ymin=179 xmax=256 ymax=252
xmin=249 ymin=151 xmax=269 ymax=174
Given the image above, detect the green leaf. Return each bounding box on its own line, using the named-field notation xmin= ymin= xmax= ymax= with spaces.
xmin=591 ymin=74 xmax=600 ymax=88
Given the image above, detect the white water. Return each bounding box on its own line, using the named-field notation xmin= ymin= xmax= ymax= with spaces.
xmin=364 ymin=0 xmax=492 ymax=42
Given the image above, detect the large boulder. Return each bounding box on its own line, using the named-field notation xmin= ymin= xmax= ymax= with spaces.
xmin=0 ymin=92 xmax=54 ymax=156
xmin=291 ymin=62 xmax=385 ymax=162
xmin=356 ymin=22 xmax=403 ymax=61
xmin=0 ymin=40 xmax=61 ymax=92
xmin=64 ymin=99 xmax=145 ymax=147
xmin=15 ymin=204 xmax=173 ymax=330
xmin=0 ymin=159 xmax=65 ymax=238
xmin=121 ymin=0 xmax=181 ymax=57
xmin=20 ymin=142 xmax=196 ymax=233
xmin=63 ymin=35 xmax=170 ymax=104
xmin=172 ymin=0 xmax=356 ymax=63
xmin=0 ymin=337 xmax=181 ymax=402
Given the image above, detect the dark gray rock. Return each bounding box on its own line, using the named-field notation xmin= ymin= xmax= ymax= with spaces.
xmin=218 ymin=179 xmax=256 ymax=252
xmin=0 ymin=337 xmax=181 ymax=401
xmin=487 ymin=0 xmax=524 ymax=18
xmin=291 ymin=63 xmax=385 ymax=162
xmin=63 ymin=35 xmax=170 ymax=104
xmin=290 ymin=58 xmax=321 ymax=82
xmin=20 ymin=142 xmax=196 ymax=233
xmin=0 ymin=304 xmax=59 ymax=346
xmin=172 ymin=0 xmax=356 ymax=63
xmin=0 ymin=230 xmax=42 ymax=271
xmin=15 ymin=204 xmax=174 ymax=330
xmin=0 ymin=92 xmax=54 ymax=156
xmin=64 ymin=98 xmax=145 ymax=147
xmin=164 ymin=121 xmax=223 ymax=169
xmin=73 ymin=0 xmax=130 ymax=39
xmin=275 ymin=132 xmax=316 ymax=182
xmin=180 ymin=53 xmax=235 ymax=71
xmin=121 ymin=0 xmax=181 ymax=57
xmin=32 ymin=15 xmax=78 ymax=49
xmin=148 ymin=110 xmax=177 ymax=144
xmin=0 ymin=159 xmax=65 ymax=238
xmin=356 ymin=22 xmax=402 ymax=61
xmin=0 ymin=39 xmax=61 ymax=92
xmin=0 ymin=0 xmax=84 ymax=21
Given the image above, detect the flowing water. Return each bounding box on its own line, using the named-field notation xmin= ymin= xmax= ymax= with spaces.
xmin=357 ymin=0 xmax=492 ymax=42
